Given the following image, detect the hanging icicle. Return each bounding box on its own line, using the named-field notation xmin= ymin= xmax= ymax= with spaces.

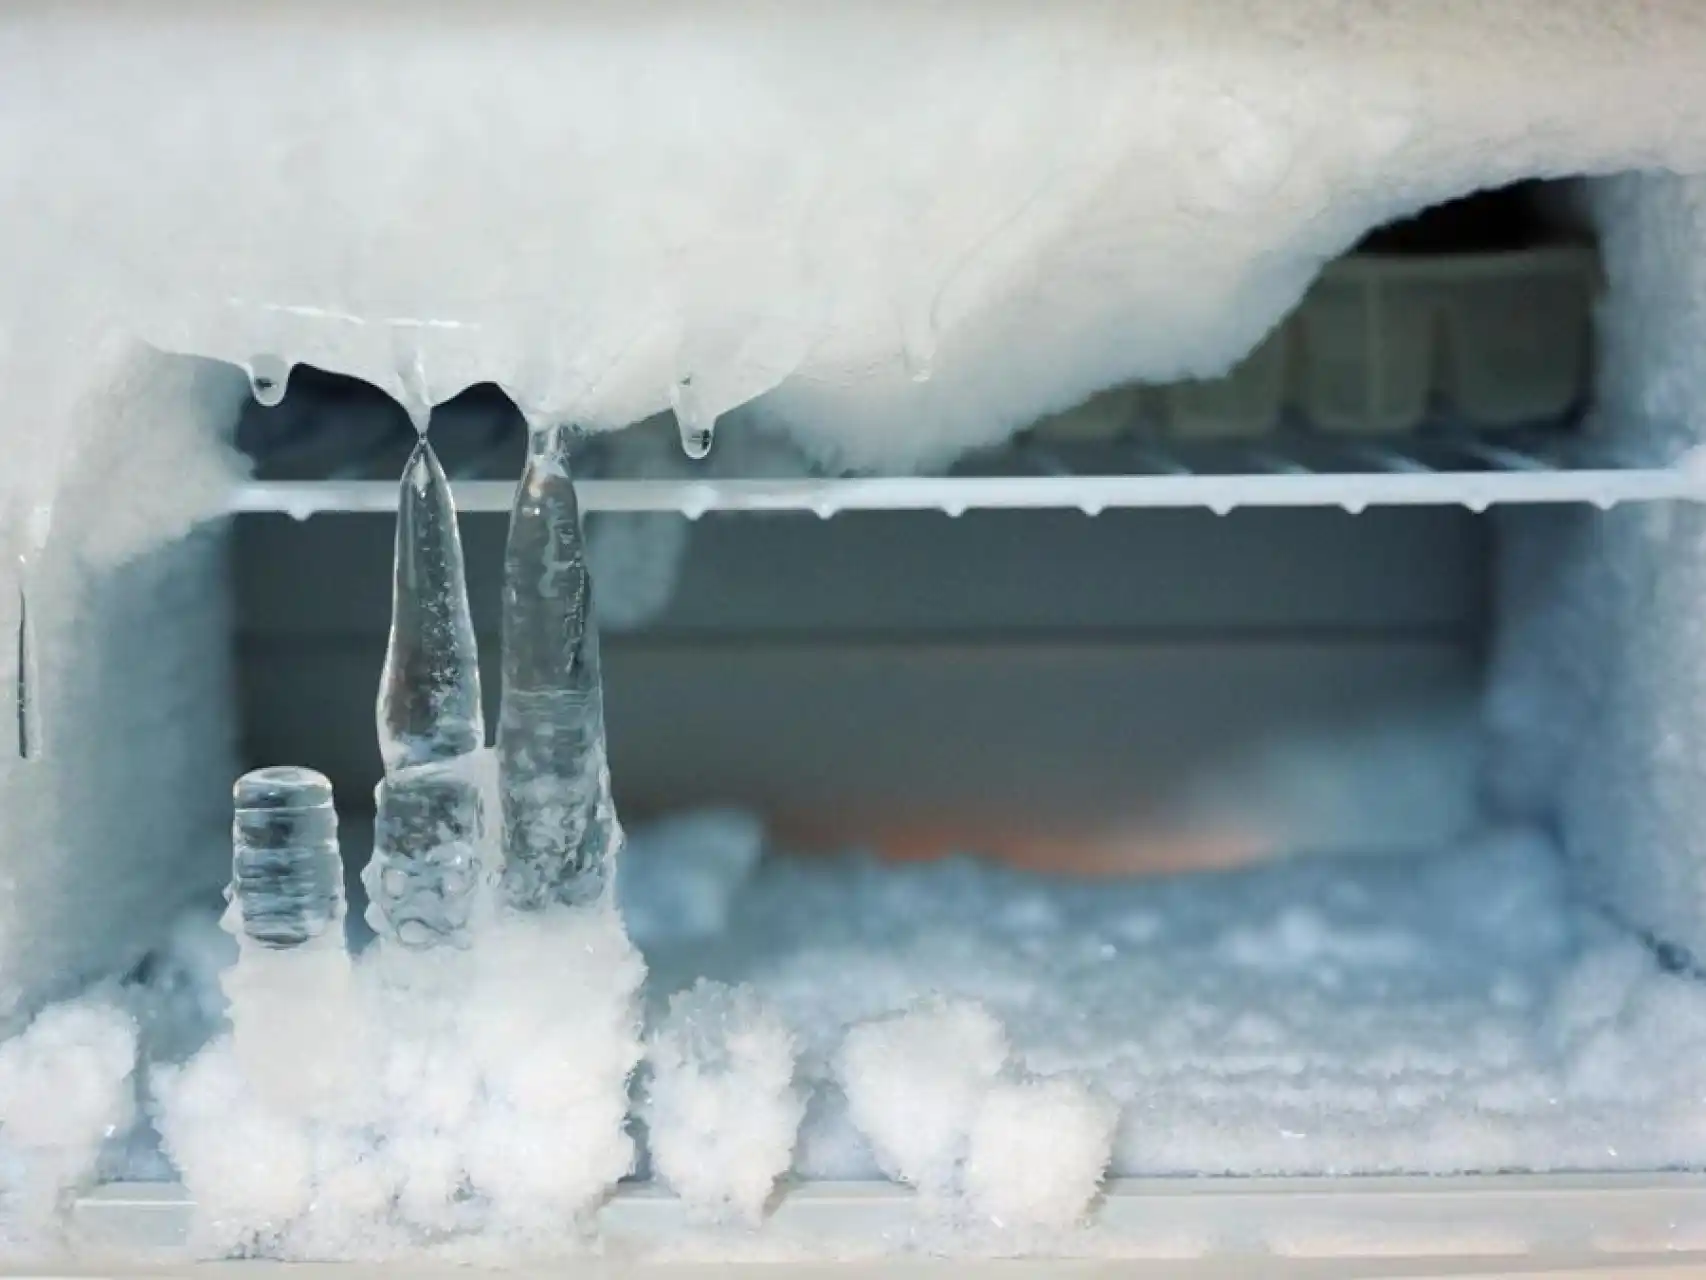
xmin=496 ymin=423 xmax=623 ymax=910
xmin=362 ymin=426 xmax=489 ymax=950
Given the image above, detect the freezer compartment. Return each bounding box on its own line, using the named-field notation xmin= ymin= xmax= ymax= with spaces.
xmin=215 ymin=494 xmax=1706 ymax=1193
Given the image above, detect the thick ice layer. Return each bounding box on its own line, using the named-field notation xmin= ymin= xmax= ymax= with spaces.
xmin=5 ymin=4 xmax=1706 ymax=472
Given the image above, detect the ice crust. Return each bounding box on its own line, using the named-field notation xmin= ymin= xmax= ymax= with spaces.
xmin=3 ymin=3 xmax=1706 ymax=477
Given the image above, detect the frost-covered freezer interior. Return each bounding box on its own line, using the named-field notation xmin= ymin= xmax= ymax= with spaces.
xmin=5 ymin=0 xmax=1706 ymax=1269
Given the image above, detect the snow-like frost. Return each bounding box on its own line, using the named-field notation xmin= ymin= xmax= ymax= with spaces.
xmin=642 ymin=979 xmax=803 ymax=1225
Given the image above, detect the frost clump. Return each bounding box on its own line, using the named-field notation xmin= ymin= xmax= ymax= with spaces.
xmin=963 ymin=1075 xmax=1119 ymax=1233
xmin=0 ymin=996 xmax=137 ymax=1247
xmin=154 ymin=905 xmax=646 ymax=1258
xmin=836 ymin=997 xmax=1114 ymax=1229
xmin=641 ymin=979 xmax=803 ymax=1225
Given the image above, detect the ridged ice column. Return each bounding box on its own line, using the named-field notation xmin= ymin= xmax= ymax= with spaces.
xmin=496 ymin=424 xmax=622 ymax=910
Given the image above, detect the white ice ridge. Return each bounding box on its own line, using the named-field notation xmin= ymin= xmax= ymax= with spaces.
xmin=4 ymin=2 xmax=1706 ymax=472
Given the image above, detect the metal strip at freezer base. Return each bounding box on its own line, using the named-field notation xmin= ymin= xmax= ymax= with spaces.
xmin=45 ymin=1173 xmax=1706 ymax=1276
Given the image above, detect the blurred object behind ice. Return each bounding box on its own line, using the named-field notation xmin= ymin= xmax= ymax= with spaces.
xmin=619 ymin=810 xmax=764 ymax=947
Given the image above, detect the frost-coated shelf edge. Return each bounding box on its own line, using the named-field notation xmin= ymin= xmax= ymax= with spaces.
xmin=231 ymin=466 xmax=1706 ymax=519
xmin=63 ymin=1173 xmax=1706 ymax=1268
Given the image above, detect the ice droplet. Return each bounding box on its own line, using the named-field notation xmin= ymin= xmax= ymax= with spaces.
xmin=248 ymin=355 xmax=292 ymax=408
xmin=899 ymin=311 xmax=937 ymax=384
xmin=671 ymin=378 xmax=716 ymax=460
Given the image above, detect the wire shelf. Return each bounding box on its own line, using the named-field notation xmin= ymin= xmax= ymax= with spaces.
xmin=231 ymin=371 xmax=1701 ymax=518
xmin=231 ymin=434 xmax=1706 ymax=520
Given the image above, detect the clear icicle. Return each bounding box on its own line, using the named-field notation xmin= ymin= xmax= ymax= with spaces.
xmin=376 ymin=439 xmax=483 ymax=771
xmin=496 ymin=423 xmax=623 ymax=910
xmin=362 ymin=437 xmax=488 ymax=949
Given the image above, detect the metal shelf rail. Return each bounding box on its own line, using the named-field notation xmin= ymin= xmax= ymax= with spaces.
xmin=231 ymin=435 xmax=1706 ymax=520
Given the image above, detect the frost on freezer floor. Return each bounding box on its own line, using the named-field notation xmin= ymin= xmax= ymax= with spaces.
xmin=635 ymin=821 xmax=1706 ymax=1181
xmin=4 ymin=818 xmax=1706 ymax=1258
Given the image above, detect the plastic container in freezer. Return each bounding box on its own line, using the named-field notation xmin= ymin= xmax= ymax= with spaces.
xmin=1036 ymin=243 xmax=1598 ymax=441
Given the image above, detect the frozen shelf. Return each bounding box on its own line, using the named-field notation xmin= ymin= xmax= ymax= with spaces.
xmin=68 ymin=1173 xmax=1706 ymax=1268
xmin=231 ymin=441 xmax=1706 ymax=520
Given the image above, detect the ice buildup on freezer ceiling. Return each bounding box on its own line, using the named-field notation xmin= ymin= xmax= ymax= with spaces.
xmin=3 ymin=1 xmax=1706 ymax=474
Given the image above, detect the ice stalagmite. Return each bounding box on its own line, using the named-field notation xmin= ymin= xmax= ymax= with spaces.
xmin=497 ymin=424 xmax=622 ymax=910
xmin=362 ymin=437 xmax=488 ymax=949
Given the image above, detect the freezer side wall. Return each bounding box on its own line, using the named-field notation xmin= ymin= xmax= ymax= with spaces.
xmin=0 ymin=350 xmax=243 ymax=1021
xmin=1488 ymin=172 xmax=1706 ymax=959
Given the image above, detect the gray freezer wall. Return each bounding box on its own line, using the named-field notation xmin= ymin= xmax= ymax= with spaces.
xmin=236 ymin=503 xmax=1489 ymax=866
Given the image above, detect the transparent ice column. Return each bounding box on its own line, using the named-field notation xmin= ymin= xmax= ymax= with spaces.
xmin=497 ymin=423 xmax=623 ymax=910
xmin=229 ymin=766 xmax=345 ymax=950
xmin=225 ymin=766 xmax=362 ymax=1115
xmin=362 ymin=437 xmax=488 ymax=949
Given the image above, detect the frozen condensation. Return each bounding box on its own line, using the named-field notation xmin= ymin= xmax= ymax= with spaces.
xmin=498 ymin=425 xmax=622 ymax=910
xmin=641 ymin=980 xmax=803 ymax=1226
